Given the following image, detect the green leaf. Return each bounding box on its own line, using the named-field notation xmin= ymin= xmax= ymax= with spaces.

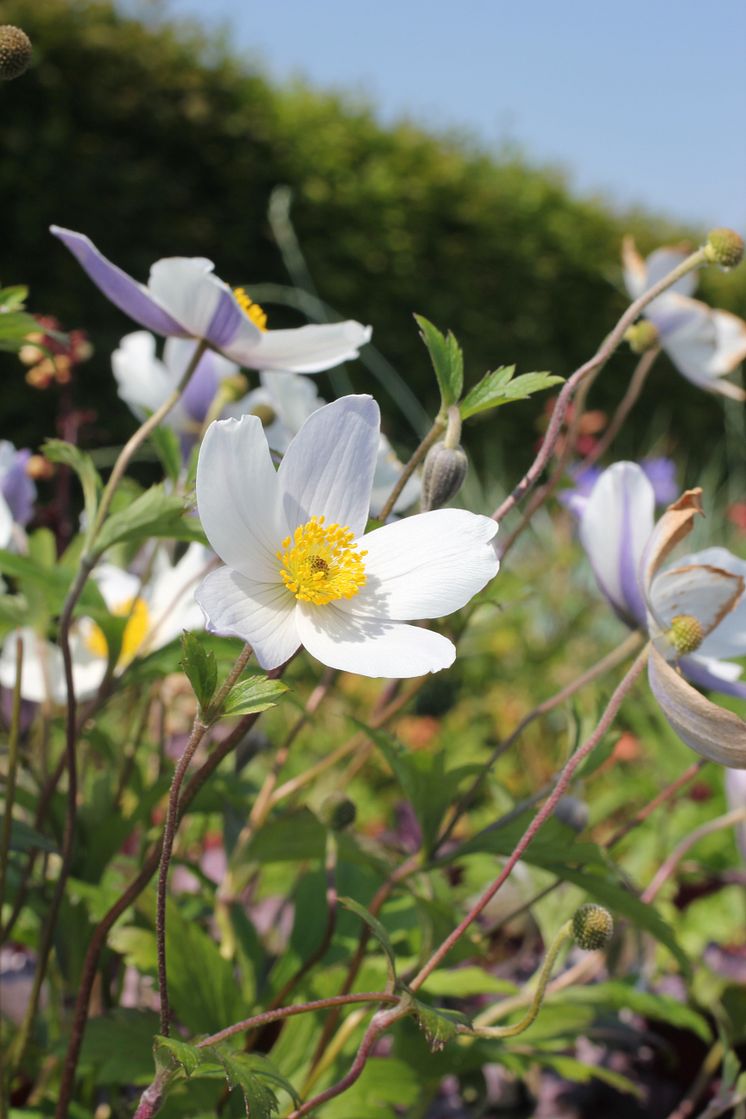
xmin=558 ymin=981 xmax=711 ymax=1042
xmin=411 ymin=998 xmax=468 ymax=1052
xmin=221 ymin=673 xmax=288 ymax=719
xmin=42 ymin=439 xmax=102 ymax=536
xmin=537 ymin=1054 xmax=641 ymax=1098
xmin=149 ymin=424 xmax=183 ymax=484
xmin=3 ymin=816 xmax=57 ymax=854
xmin=154 ymin=1034 xmax=203 ymax=1078
xmin=180 ymin=631 xmax=218 ymax=713
xmin=0 ymin=548 xmax=105 ymax=615
xmin=94 ymin=485 xmax=203 ymax=555
xmin=78 ymin=1009 xmax=160 ymax=1085
xmin=206 ymin=1047 xmax=300 ymax=1117
xmin=0 ymin=285 xmax=29 ymax=312
xmin=338 ymin=895 xmax=397 ymax=986
xmin=460 ymin=366 xmax=563 ymax=419
xmin=414 ymin=314 xmax=463 ymax=407
xmin=420 ymin=967 xmax=518 ymax=999
xmin=0 ymin=307 xmax=39 ymax=352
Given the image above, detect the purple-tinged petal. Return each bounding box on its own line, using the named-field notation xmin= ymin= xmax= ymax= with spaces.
xmin=681 ymin=654 xmax=746 ymax=700
xmin=0 ymin=445 xmax=35 ymax=526
xmin=641 ymin=458 xmax=678 ymax=506
xmin=649 ymin=563 xmax=744 ymax=649
xmin=50 ymin=227 xmax=185 ymax=336
xmin=648 ymin=645 xmax=746 ymax=767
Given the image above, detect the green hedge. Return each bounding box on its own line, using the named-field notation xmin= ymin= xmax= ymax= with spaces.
xmin=2 ymin=0 xmax=744 ymax=481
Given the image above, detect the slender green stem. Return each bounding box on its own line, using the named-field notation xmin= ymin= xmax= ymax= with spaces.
xmin=376 ymin=417 xmax=445 ymax=523
xmin=156 ymin=643 xmax=253 ymax=1035
xmin=643 ymin=807 xmax=746 ymax=904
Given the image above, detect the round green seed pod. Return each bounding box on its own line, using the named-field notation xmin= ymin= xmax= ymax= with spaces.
xmin=0 ymin=26 xmax=32 ymax=81
xmin=705 ymin=228 xmax=744 ymax=270
xmin=623 ymin=320 xmax=659 ymax=354
xmin=572 ymin=904 xmax=614 ymax=951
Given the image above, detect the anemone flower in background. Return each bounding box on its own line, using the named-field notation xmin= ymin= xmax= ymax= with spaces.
xmin=0 ymin=441 xmax=36 ymax=548
xmin=0 ymin=543 xmax=212 ymax=704
xmin=195 ymin=396 xmax=499 ymax=677
xmin=113 ymin=337 xmax=419 ymax=514
xmin=51 ymin=226 xmax=372 ymax=373
xmin=560 ymin=456 xmax=677 ymax=519
xmin=580 ymin=461 xmax=746 ymax=766
xmin=622 ymin=238 xmax=746 ymax=400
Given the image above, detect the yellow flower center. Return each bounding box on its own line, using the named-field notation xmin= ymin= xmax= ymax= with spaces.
xmin=233 ymin=287 xmax=268 ymax=331
xmin=87 ymin=597 xmax=151 ymax=664
xmin=277 ymin=516 xmax=367 ymax=605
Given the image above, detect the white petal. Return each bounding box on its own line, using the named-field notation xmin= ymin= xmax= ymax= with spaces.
xmin=711 ymin=310 xmax=746 ymax=373
xmin=195 ymin=567 xmax=299 ymax=670
xmin=621 ymin=237 xmax=648 ymax=300
xmin=725 ymin=768 xmax=746 ymax=860
xmin=260 ymin=370 xmax=324 ymax=435
xmin=642 ymin=247 xmax=698 ymax=298
xmin=648 ymin=645 xmax=746 ymax=767
xmin=196 ymin=415 xmax=285 ymax=581
xmin=369 ymin=435 xmax=420 ymax=517
xmin=148 ymin=259 xmax=263 ymax=354
xmin=340 ymin=510 xmax=498 ymax=620
xmin=579 ymin=462 xmax=654 ymax=624
xmin=145 ymin=544 xmax=213 ymax=651
xmin=111 ymin=332 xmax=175 ymax=421
xmin=296 ymin=604 xmax=455 ymax=677
xmin=0 ymin=627 xmax=105 ymax=704
xmin=224 ymin=322 xmax=372 ymax=373
xmin=93 ymin=565 xmax=141 ymax=611
xmin=653 ymin=296 xmax=746 ymax=399
xmin=649 ymin=562 xmax=744 ymax=650
xmin=672 ymin=548 xmax=746 ymax=661
xmin=277 ymin=396 xmax=379 ymax=538
xmin=0 ymin=493 xmax=12 ymax=549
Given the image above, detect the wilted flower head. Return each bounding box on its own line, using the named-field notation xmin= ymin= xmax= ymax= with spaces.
xmin=580 ymin=462 xmax=746 ymax=766
xmin=623 ymin=238 xmax=746 ymax=400
xmin=195 ymin=395 xmax=499 ymax=677
xmin=52 ymin=226 xmax=371 ymax=373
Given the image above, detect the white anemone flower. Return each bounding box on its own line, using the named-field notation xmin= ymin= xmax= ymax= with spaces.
xmin=195 ymin=396 xmax=499 ymax=677
xmin=0 ymin=543 xmax=212 ymax=704
xmin=580 ymin=462 xmax=746 ymax=766
xmin=51 ymin=226 xmax=372 ymax=374
xmin=623 ymin=238 xmax=746 ymax=400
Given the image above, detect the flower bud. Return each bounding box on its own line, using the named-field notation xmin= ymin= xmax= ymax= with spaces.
xmin=421 ymin=441 xmax=468 ymax=511
xmin=667 ymin=613 xmax=704 ymax=655
xmin=250 ymin=403 xmax=277 ymax=427
xmin=704 ymin=228 xmax=744 ymax=270
xmin=26 ymin=454 xmax=55 ymax=481
xmin=555 ymin=795 xmax=589 ymax=833
xmin=219 ymin=373 xmax=249 ymax=403
xmin=317 ymin=792 xmax=357 ymax=832
xmin=623 ymin=320 xmax=659 ymax=354
xmin=0 ymin=25 xmax=32 ymax=81
xmin=572 ymin=904 xmax=614 ymax=951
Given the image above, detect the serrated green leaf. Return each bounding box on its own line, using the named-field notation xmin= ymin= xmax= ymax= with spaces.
xmin=414 ymin=314 xmax=463 ymax=407
xmin=180 ymin=630 xmax=218 ymax=713
xmin=338 ymin=895 xmax=397 ymax=986
xmin=220 ymin=674 xmax=287 ymax=718
xmin=150 ymin=424 xmax=183 ymax=484
xmin=94 ymin=485 xmax=199 ymax=555
xmin=411 ymin=999 xmax=468 ymax=1052
xmin=207 ymin=1047 xmax=299 ymax=1118
xmin=460 ymin=366 xmax=563 ymax=419
xmin=42 ymin=439 xmax=102 ymax=536
xmin=154 ymin=1034 xmax=203 ymax=1077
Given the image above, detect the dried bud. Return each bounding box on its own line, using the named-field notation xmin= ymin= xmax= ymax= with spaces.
xmin=667 ymin=613 xmax=704 ymax=655
xmin=317 ymin=792 xmax=357 ymax=832
xmin=555 ymin=795 xmax=589 ymax=833
xmin=0 ymin=25 xmax=32 ymax=81
xmin=572 ymin=904 xmax=614 ymax=951
xmin=421 ymin=441 xmax=468 ymax=511
xmin=249 ymin=403 xmax=277 ymax=427
xmin=623 ymin=320 xmax=659 ymax=354
xmin=26 ymin=454 xmax=55 ymax=481
xmin=219 ymin=373 xmax=249 ymax=403
xmin=705 ymin=228 xmax=744 ymax=270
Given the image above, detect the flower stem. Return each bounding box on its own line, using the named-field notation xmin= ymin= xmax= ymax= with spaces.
xmin=376 ymin=416 xmax=445 ymax=523
xmin=407 ymin=644 xmax=649 ymax=992
xmin=156 ymin=642 xmax=253 ymax=1035
xmin=492 ymin=248 xmax=708 ymax=526
xmin=642 ymin=806 xmax=746 ymax=905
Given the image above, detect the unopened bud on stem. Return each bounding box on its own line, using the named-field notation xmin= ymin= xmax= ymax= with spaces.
xmin=421 ymin=407 xmax=467 ymax=511
xmin=624 ymin=320 xmax=659 ymax=354
xmin=318 ymin=792 xmax=357 ymax=832
xmin=572 ymin=904 xmax=614 ymax=950
xmin=704 ymin=228 xmax=744 ymax=270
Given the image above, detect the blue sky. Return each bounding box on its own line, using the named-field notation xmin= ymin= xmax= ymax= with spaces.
xmin=126 ymin=0 xmax=746 ymax=231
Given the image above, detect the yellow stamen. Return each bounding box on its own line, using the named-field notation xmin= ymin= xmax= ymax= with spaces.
xmin=87 ymin=597 xmax=150 ymax=664
xmin=277 ymin=515 xmax=367 ymax=605
xmin=233 ymin=287 xmax=268 ymax=331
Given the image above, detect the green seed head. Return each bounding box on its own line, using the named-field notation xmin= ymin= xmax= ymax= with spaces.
xmin=623 ymin=320 xmax=659 ymax=354
xmin=705 ymin=228 xmax=744 ymax=270
xmin=667 ymin=613 xmax=704 ymax=655
xmin=318 ymin=792 xmax=357 ymax=832
xmin=572 ymin=904 xmax=614 ymax=951
xmin=0 ymin=25 xmax=32 ymax=81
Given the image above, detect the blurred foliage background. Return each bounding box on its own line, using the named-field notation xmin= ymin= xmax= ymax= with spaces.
xmin=1 ymin=0 xmax=745 ymax=484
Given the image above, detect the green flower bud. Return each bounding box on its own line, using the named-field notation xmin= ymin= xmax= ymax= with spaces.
xmin=317 ymin=792 xmax=357 ymax=832
xmin=555 ymin=795 xmax=589 ymax=833
xmin=623 ymin=320 xmax=659 ymax=354
xmin=0 ymin=25 xmax=32 ymax=81
xmin=704 ymin=228 xmax=744 ymax=270
xmin=572 ymin=904 xmax=614 ymax=950
xmin=220 ymin=373 xmax=249 ymax=403
xmin=421 ymin=441 xmax=468 ymax=511
xmin=667 ymin=613 xmax=704 ymax=655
